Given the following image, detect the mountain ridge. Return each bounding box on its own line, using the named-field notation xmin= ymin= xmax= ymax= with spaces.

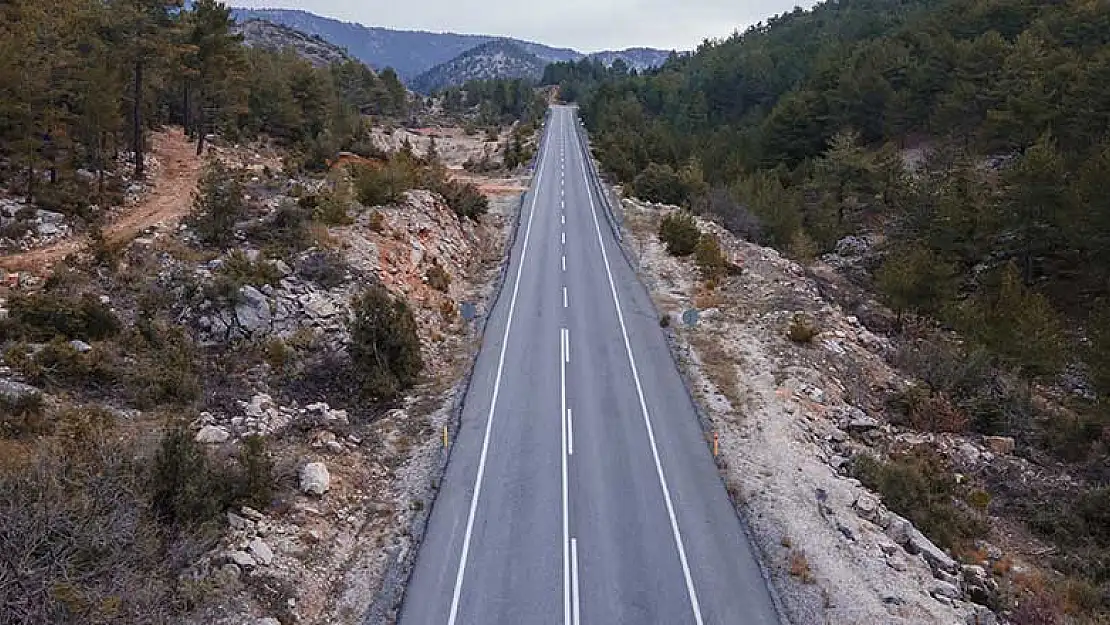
xmin=229 ymin=7 xmax=672 ymax=82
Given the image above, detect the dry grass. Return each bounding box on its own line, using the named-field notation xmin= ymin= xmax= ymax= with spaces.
xmin=153 ymin=237 xmax=218 ymax=264
xmin=688 ymin=331 xmax=743 ymax=413
xmin=788 ymin=550 xmax=815 ymax=584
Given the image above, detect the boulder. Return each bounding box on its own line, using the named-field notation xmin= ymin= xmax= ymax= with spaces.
xmin=195 ymin=425 xmax=230 ymax=444
xmin=0 ymin=379 xmax=41 ymax=405
xmin=227 ymin=512 xmax=252 ymax=530
xmin=853 ymin=493 xmax=882 ymax=524
xmin=235 ymin=285 xmax=271 ymax=333
xmin=907 ymin=527 xmax=957 ymax=573
xmin=300 ymin=462 xmax=330 ymax=496
xmin=983 ymin=436 xmax=1015 ymax=455
xmin=248 ymin=538 xmax=273 ymax=566
xmin=228 ymin=550 xmax=256 ymax=569
xmin=846 ymin=413 xmax=881 ymax=433
xmin=884 ymin=514 xmax=913 ymax=546
xmin=931 ymin=581 xmax=961 ymax=601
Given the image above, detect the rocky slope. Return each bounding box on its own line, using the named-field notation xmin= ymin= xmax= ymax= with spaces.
xmin=228 ymin=7 xmax=671 ymax=82
xmin=410 ymin=40 xmax=546 ymax=94
xmin=235 ymin=19 xmax=354 ymax=66
xmin=616 ymin=198 xmax=1027 ymax=624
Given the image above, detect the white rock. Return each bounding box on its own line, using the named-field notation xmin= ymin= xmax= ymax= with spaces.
xmin=930 ymin=581 xmax=961 ymax=600
xmin=300 ymin=462 xmax=331 ymax=496
xmin=248 ymin=538 xmax=273 ymax=566
xmin=68 ymin=340 xmax=92 ymax=353
xmin=227 ymin=512 xmax=252 ymax=530
xmin=907 ymin=527 xmax=957 ymax=574
xmin=240 ymin=506 xmax=265 ymax=521
xmin=228 ymin=550 xmax=256 ymax=569
xmin=257 ymin=618 xmax=281 ymax=625
xmin=195 ymin=425 xmax=230 ymax=444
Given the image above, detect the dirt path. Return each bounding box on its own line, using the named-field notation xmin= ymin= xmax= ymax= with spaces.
xmin=0 ymin=128 xmax=202 ymax=274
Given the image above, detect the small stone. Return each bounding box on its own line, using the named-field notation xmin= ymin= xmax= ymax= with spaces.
xmin=248 ymin=538 xmax=273 ymax=566
xmin=215 ymin=563 xmax=241 ymax=584
xmin=227 ymin=512 xmax=252 ymax=530
xmin=931 ymin=581 xmax=961 ymax=600
xmin=300 ymin=462 xmax=331 ymax=496
xmin=983 ymin=436 xmax=1015 ymax=455
xmin=846 ymin=414 xmax=881 ymax=432
xmin=885 ymin=515 xmax=912 ymax=546
xmin=195 ymin=425 xmax=230 ymax=444
xmin=325 ymin=440 xmax=344 ymax=454
xmin=69 ymin=340 xmax=92 ymax=353
xmin=240 ymin=506 xmax=265 ymax=521
xmin=854 ymin=493 xmax=879 ymax=520
xmin=886 ymin=555 xmax=908 ymax=572
xmin=257 ymin=618 xmax=281 ymax=625
xmin=228 ymin=550 xmax=256 ymax=569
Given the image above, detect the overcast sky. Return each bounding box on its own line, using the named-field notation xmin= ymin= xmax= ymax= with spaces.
xmin=234 ymin=1 xmax=819 ymax=52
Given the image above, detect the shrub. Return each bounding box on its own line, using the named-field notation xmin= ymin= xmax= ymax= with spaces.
xmin=220 ymin=250 xmax=281 ymax=287
xmin=426 ymin=263 xmax=451 ymax=292
xmin=236 ymin=435 xmax=273 ymax=510
xmin=633 ymin=162 xmax=688 ymax=206
xmin=851 ymin=452 xmax=988 ymax=552
xmin=694 ymin=234 xmax=729 ymax=279
xmin=249 ymin=202 xmax=313 ymax=254
xmin=659 ymin=211 xmax=700 ymax=256
xmin=0 ymin=386 xmax=46 ymax=437
xmin=368 ymin=210 xmax=386 ymax=232
xmin=189 ymin=160 xmax=246 ymax=248
xmin=659 ymin=313 xmax=672 ymax=328
xmin=313 ymin=172 xmax=356 ymax=226
xmin=434 ymin=178 xmax=489 ymax=221
xmin=351 ymin=158 xmax=419 ymax=207
xmin=7 ymin=292 xmax=121 ymax=341
xmin=124 ymin=325 xmax=201 ymax=409
xmin=348 ymin=285 xmax=423 ymax=400
xmin=150 ymin=430 xmax=230 ymax=528
xmin=787 ymin=313 xmax=820 ymax=343
xmin=296 ymin=250 xmax=350 ymax=289
xmin=908 ymin=391 xmax=969 ymax=433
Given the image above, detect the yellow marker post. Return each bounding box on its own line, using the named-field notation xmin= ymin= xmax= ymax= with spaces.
xmin=713 ymin=432 xmax=719 ymax=457
xmin=443 ymin=426 xmax=449 ymax=449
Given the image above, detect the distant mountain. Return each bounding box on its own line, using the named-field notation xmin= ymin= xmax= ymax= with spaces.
xmin=234 ymin=19 xmax=353 ymax=67
xmin=230 ymin=8 xmax=577 ymax=80
xmin=587 ymin=48 xmax=675 ymax=72
xmin=228 ymin=7 xmax=672 ymax=83
xmin=410 ymin=40 xmax=545 ymax=94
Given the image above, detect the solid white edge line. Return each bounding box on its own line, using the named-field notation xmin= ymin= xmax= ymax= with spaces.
xmin=574 ymin=111 xmax=706 ymax=625
xmin=446 ymin=114 xmax=551 ymax=625
xmin=560 ymin=326 xmax=571 ymax=625
xmin=571 ymin=537 xmax=581 ymax=625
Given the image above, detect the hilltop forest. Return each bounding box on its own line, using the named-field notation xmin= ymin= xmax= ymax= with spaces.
xmin=0 ymin=0 xmax=408 ymax=213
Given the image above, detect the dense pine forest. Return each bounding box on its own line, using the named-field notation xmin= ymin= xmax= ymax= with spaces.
xmin=548 ymin=0 xmax=1110 ymax=613
xmin=0 ymin=0 xmax=408 ymax=215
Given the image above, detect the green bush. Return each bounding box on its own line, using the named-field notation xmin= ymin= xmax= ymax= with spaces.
xmin=633 ymin=162 xmax=688 ymax=206
xmin=694 ymin=233 xmax=729 ymax=279
xmin=659 ymin=211 xmax=700 ymax=256
xmin=220 ymin=250 xmax=281 ymax=288
xmin=852 ymin=452 xmax=987 ymax=552
xmin=434 ymin=178 xmax=489 ymax=221
xmin=348 ymin=285 xmax=423 ymax=400
xmin=189 ymin=160 xmax=246 ymax=248
xmin=151 ymin=428 xmax=230 ymax=528
xmin=236 ymin=435 xmax=274 ymax=510
xmin=0 ymin=386 xmax=46 ymax=437
xmin=7 ymin=292 xmax=120 ymax=341
xmin=351 ymin=158 xmax=420 ymax=207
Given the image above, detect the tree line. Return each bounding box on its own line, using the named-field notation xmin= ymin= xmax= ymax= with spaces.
xmin=0 ymin=0 xmax=409 ymax=214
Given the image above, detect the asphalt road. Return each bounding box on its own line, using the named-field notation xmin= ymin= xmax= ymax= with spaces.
xmin=399 ymin=106 xmax=780 ymax=625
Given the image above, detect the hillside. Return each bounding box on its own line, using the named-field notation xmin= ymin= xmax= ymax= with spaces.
xmin=411 ymin=40 xmax=546 ymax=94
xmin=230 ymin=7 xmax=577 ymax=79
xmin=587 ymin=47 xmax=675 ymax=71
xmin=235 ymin=18 xmax=352 ymax=66
xmin=229 ymin=7 xmax=672 ymax=82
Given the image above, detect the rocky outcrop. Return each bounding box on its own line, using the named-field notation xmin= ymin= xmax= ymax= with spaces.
xmin=299 ymin=462 xmax=330 ymax=496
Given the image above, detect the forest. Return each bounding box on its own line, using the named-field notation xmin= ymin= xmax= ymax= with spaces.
xmin=0 ymin=0 xmax=409 ymax=217
xmin=547 ymin=0 xmax=1110 ymax=610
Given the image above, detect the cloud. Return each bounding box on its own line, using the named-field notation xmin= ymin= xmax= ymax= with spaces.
xmin=232 ymin=0 xmax=819 ymax=51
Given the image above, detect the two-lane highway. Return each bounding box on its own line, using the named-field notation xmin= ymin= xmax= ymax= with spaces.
xmin=399 ymin=106 xmax=780 ymax=625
